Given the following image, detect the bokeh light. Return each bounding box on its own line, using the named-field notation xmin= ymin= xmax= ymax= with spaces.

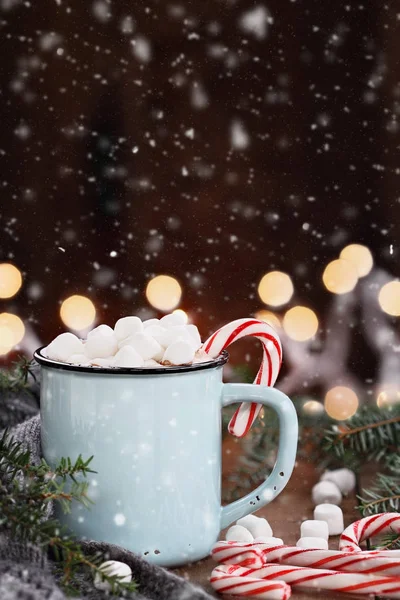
xmin=146 ymin=275 xmax=182 ymax=311
xmin=0 ymin=313 xmax=25 ymax=356
xmin=303 ymin=400 xmax=325 ymax=416
xmin=377 ymin=387 xmax=400 ymax=408
xmin=339 ymin=244 xmax=373 ymax=278
xmin=324 ymin=386 xmax=359 ymax=420
xmin=257 ymin=271 xmax=294 ymax=307
xmin=378 ymin=281 xmax=400 ymax=316
xmin=322 ymin=259 xmax=358 ymax=294
xmin=255 ymin=309 xmax=281 ymax=330
xmin=283 ymin=306 xmax=319 ymax=341
xmin=172 ymin=308 xmax=189 ymax=324
xmin=0 ymin=263 xmax=22 ymax=299
xmin=60 ymin=295 xmax=96 ymax=331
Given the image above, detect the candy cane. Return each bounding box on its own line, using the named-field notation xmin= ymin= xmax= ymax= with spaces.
xmin=211 ymin=542 xmax=265 ymax=568
xmin=213 ymin=563 xmax=400 ymax=598
xmin=212 ymin=541 xmax=400 ymax=576
xmin=203 ymin=319 xmax=282 ymax=437
xmin=211 ymin=565 xmax=291 ymax=600
xmin=340 ymin=513 xmax=400 ymax=553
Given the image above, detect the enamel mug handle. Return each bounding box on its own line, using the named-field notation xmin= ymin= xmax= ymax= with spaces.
xmin=220 ymin=383 xmax=298 ymax=529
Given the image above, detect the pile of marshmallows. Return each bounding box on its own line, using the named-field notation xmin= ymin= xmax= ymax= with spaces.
xmin=44 ymin=312 xmax=207 ymax=368
xmin=227 ymin=467 xmax=356 ymax=550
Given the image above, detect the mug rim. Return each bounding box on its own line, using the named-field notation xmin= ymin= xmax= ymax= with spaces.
xmin=33 ymin=347 xmax=229 ymax=375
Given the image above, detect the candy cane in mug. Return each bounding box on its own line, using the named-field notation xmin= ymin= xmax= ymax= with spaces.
xmin=340 ymin=513 xmax=400 ymax=553
xmin=203 ymin=319 xmax=282 ymax=437
xmin=213 ymin=563 xmax=400 ymax=598
xmin=212 ymin=540 xmax=400 ymax=576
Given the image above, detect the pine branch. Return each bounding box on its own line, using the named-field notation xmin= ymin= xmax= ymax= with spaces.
xmin=0 ymin=357 xmax=36 ymax=393
xmin=359 ymin=473 xmax=400 ymax=515
xmin=0 ymin=430 xmax=137 ymax=595
xmin=324 ymin=405 xmax=400 ymax=462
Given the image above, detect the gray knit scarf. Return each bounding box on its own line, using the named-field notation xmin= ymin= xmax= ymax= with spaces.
xmin=0 ymin=366 xmax=214 ymax=600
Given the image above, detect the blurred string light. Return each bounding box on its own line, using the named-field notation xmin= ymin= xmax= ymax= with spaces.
xmin=302 ymin=399 xmax=325 ymax=416
xmin=254 ymin=309 xmax=281 ymax=330
xmin=257 ymin=271 xmax=294 ymax=307
xmin=322 ymin=259 xmax=358 ymax=294
xmin=377 ymin=388 xmax=400 ymax=408
xmin=172 ymin=308 xmax=188 ymax=324
xmin=378 ymin=281 xmax=400 ymax=316
xmin=339 ymin=244 xmax=373 ymax=278
xmin=283 ymin=306 xmax=319 ymax=341
xmin=60 ymin=295 xmax=96 ymax=331
xmin=146 ymin=275 xmax=182 ymax=311
xmin=0 ymin=313 xmax=25 ymax=356
xmin=0 ymin=263 xmax=22 ymax=299
xmin=324 ymin=386 xmax=359 ymax=420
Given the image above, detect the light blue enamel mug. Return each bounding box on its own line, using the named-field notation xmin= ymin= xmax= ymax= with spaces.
xmin=34 ymin=347 xmax=298 ymax=567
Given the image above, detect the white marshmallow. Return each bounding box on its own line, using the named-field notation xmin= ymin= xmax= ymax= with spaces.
xmin=321 ymin=468 xmax=356 ymax=495
xmin=236 ymin=515 xmax=273 ymax=538
xmin=312 ymin=481 xmax=342 ymax=506
xmin=143 ymin=359 xmax=161 ymax=367
xmin=84 ymin=332 xmax=118 ymax=359
xmin=226 ymin=525 xmax=254 ymax=543
xmin=114 ymin=346 xmax=144 ymax=368
xmin=114 ymin=316 xmax=143 ymax=341
xmin=296 ymin=537 xmax=328 ymax=550
xmin=162 ymin=340 xmax=195 ymax=365
xmin=254 ymin=536 xmax=283 ymax=546
xmin=119 ymin=332 xmax=163 ymax=361
xmin=300 ymin=520 xmax=329 ymax=541
xmin=186 ymin=324 xmax=202 ymax=349
xmin=314 ymin=504 xmax=344 ymax=536
xmin=90 ymin=357 xmax=116 ymax=367
xmin=94 ymin=560 xmax=132 ymax=591
xmin=159 ymin=326 xmax=198 ymax=350
xmin=68 ymin=353 xmax=90 ymax=366
xmin=144 ymin=324 xmax=168 ymax=347
xmin=160 ymin=312 xmax=187 ymax=328
xmin=45 ymin=333 xmax=84 ymax=362
xmin=143 ymin=318 xmax=159 ymax=329
xmin=87 ymin=324 xmax=114 ymax=338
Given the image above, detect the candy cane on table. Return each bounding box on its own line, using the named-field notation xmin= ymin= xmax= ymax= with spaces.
xmin=340 ymin=513 xmax=400 ymax=553
xmin=211 ymin=565 xmax=291 ymax=600
xmin=203 ymin=318 xmax=282 ymax=437
xmin=212 ymin=563 xmax=400 ymax=598
xmin=212 ymin=540 xmax=400 ymax=577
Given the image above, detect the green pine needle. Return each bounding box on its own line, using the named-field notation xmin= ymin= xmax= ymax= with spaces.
xmin=0 ymin=430 xmax=137 ymax=596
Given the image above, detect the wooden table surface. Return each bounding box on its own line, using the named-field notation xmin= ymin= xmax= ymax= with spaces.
xmin=173 ymin=441 xmax=363 ymax=600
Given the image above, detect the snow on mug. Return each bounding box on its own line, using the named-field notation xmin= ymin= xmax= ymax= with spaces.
xmin=34 ymin=342 xmax=297 ymax=567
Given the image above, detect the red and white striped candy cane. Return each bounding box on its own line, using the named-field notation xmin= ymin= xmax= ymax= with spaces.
xmin=215 ymin=563 xmax=400 ymax=597
xmin=211 ymin=565 xmax=291 ymax=600
xmin=340 ymin=513 xmax=400 ymax=553
xmin=203 ymin=318 xmax=282 ymax=437
xmin=212 ymin=540 xmax=400 ymax=576
xmin=211 ymin=542 xmax=265 ymax=568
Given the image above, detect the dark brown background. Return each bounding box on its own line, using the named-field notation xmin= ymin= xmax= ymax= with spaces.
xmin=0 ymin=0 xmax=399 ymax=364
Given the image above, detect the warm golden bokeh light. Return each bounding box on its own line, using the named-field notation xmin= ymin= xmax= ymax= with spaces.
xmin=378 ymin=281 xmax=400 ymax=316
xmin=340 ymin=244 xmax=373 ymax=278
xmin=255 ymin=310 xmax=281 ymax=330
xmin=60 ymin=295 xmax=96 ymax=331
xmin=324 ymin=386 xmax=359 ymax=420
xmin=377 ymin=388 xmax=400 ymax=408
xmin=146 ymin=275 xmax=182 ymax=311
xmin=322 ymin=259 xmax=358 ymax=294
xmin=0 ymin=263 xmax=22 ymax=299
xmin=283 ymin=306 xmax=319 ymax=341
xmin=303 ymin=400 xmax=325 ymax=415
xmin=257 ymin=271 xmax=294 ymax=307
xmin=0 ymin=313 xmax=25 ymax=355
xmin=172 ymin=308 xmax=189 ymax=324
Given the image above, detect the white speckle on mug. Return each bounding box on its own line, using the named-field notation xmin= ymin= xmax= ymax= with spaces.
xmin=78 ymin=516 xmax=85 ymax=523
xmin=190 ymin=430 xmax=198 ymax=436
xmin=169 ymin=418 xmax=177 ymax=427
xmin=114 ymin=513 xmax=126 ymax=526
